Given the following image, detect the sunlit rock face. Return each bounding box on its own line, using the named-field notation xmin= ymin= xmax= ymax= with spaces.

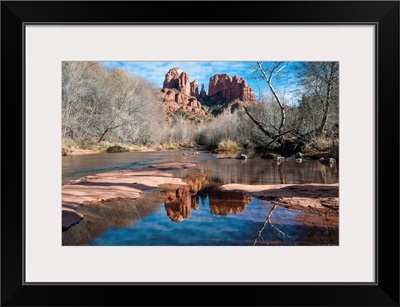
xmin=208 ymin=74 xmax=256 ymax=104
xmin=163 ymin=68 xmax=191 ymax=96
xmin=161 ymin=68 xmax=211 ymax=121
xmin=190 ymin=80 xmax=199 ymax=98
xmin=161 ymin=88 xmax=176 ymax=101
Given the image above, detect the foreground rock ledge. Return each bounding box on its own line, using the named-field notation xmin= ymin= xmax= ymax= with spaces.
xmin=62 ymin=162 xmax=197 ymax=230
xmin=220 ymin=183 xmax=339 ymax=211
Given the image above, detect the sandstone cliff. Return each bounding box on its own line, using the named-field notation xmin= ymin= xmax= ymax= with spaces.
xmin=163 ymin=67 xmax=191 ymax=96
xmin=161 ymin=67 xmax=256 ymax=120
xmin=208 ymin=74 xmax=256 ymax=103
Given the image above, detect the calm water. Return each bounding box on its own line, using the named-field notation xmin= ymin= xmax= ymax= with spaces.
xmin=89 ymin=196 xmax=271 ymax=246
xmin=62 ymin=150 xmax=339 ymax=246
xmin=62 ymin=150 xmax=338 ymax=185
xmin=62 ymin=150 xmax=214 ymax=184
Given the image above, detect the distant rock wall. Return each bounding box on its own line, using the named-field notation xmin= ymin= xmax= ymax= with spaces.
xmin=208 ymin=74 xmax=256 ymax=103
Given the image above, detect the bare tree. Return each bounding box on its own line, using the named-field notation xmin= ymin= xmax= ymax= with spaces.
xmin=62 ymin=63 xmax=165 ymax=145
xmin=299 ymin=62 xmax=339 ymax=137
xmin=234 ymin=62 xmax=295 ymax=151
xmin=62 ymin=62 xmax=107 ymax=139
xmin=256 ymin=62 xmax=292 ymax=134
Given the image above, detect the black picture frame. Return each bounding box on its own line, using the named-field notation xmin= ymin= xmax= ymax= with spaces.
xmin=1 ymin=1 xmax=399 ymax=306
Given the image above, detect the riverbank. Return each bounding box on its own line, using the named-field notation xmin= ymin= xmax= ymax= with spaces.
xmin=62 ymin=139 xmax=199 ymax=156
xmin=62 ymin=162 xmax=197 ymax=230
xmin=221 ymin=183 xmax=338 ymax=211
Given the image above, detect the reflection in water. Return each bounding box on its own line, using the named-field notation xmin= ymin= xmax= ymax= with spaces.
xmin=63 ymin=150 xmax=338 ymax=186
xmin=252 ymin=204 xmax=339 ymax=246
xmin=63 ymin=154 xmax=339 ymax=246
xmin=85 ymin=196 xmax=338 ymax=246
xmin=62 ymin=193 xmax=164 ymax=246
xmin=202 ymin=188 xmax=252 ymax=216
xmin=172 ymin=158 xmax=338 ymax=186
xmin=164 ymin=194 xmax=195 ymax=222
xmin=163 ymin=176 xmax=204 ymax=222
xmin=162 ymin=175 xmax=253 ymax=222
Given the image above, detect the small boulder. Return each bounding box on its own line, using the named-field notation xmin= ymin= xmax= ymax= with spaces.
xmin=236 ymin=154 xmax=247 ymax=160
xmin=274 ymin=156 xmax=284 ymax=162
xmin=295 ymin=152 xmax=303 ymax=159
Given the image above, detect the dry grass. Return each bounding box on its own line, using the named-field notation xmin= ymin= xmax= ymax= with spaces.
xmin=62 ymin=138 xmax=198 ymax=155
xmin=62 ymin=138 xmax=110 ymax=155
xmin=217 ymin=139 xmax=242 ymax=152
xmin=62 ymin=147 xmax=72 ymax=156
xmin=303 ymin=136 xmax=339 ymax=159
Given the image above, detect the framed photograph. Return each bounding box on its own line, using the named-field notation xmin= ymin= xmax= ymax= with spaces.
xmin=2 ymin=1 xmax=399 ymax=306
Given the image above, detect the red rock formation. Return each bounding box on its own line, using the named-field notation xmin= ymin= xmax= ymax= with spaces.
xmin=227 ymin=75 xmax=256 ymax=102
xmin=163 ymin=68 xmax=181 ymax=89
xmin=208 ymin=74 xmax=231 ymax=97
xmin=163 ymin=67 xmax=191 ymax=96
xmin=179 ymin=72 xmax=191 ymax=96
xmin=208 ymin=74 xmax=256 ymax=103
xmin=199 ymin=84 xmax=207 ymax=98
xmin=188 ymin=97 xmax=200 ymax=107
xmin=175 ymin=92 xmax=190 ymax=105
xmin=162 ymin=88 xmax=176 ymax=101
xmin=161 ymin=68 xmax=212 ymax=121
xmin=190 ymin=80 xmax=199 ymax=97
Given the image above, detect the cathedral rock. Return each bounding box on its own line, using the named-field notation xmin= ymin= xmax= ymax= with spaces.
xmin=161 ymin=68 xmax=210 ymax=121
xmin=161 ymin=67 xmax=256 ymax=119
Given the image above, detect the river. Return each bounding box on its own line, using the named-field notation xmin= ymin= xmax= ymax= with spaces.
xmin=62 ymin=150 xmax=339 ymax=246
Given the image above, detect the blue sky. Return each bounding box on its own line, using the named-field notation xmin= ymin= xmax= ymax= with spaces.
xmin=100 ymin=61 xmax=302 ymax=105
